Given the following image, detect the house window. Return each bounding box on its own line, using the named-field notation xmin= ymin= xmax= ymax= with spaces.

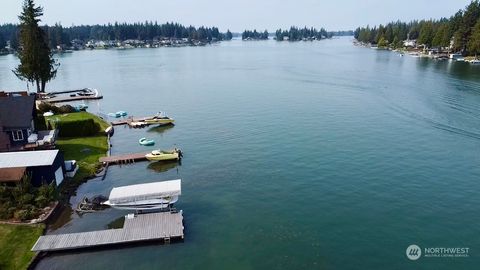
xmin=12 ymin=130 xmax=24 ymax=141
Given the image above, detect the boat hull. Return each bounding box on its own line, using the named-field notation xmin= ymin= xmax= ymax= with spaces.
xmin=103 ymin=196 xmax=178 ymax=210
xmin=145 ymin=152 xmax=179 ymax=161
xmin=144 ymin=119 xmax=175 ymax=125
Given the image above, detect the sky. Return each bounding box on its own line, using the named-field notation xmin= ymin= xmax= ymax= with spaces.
xmin=0 ymin=0 xmax=473 ymax=32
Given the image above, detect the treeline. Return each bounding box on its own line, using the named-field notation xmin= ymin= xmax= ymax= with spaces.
xmin=0 ymin=21 xmax=233 ymax=50
xmin=354 ymin=0 xmax=480 ymax=55
xmin=329 ymin=30 xmax=354 ymax=36
xmin=275 ymin=26 xmax=331 ymax=41
xmin=242 ymin=29 xmax=269 ymax=40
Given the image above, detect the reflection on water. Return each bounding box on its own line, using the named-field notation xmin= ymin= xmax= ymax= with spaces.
xmin=147 ymin=123 xmax=174 ymax=134
xmin=146 ymin=160 xmax=180 ymax=173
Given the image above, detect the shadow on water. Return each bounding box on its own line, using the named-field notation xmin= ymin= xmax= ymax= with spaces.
xmin=146 ymin=160 xmax=180 ymax=173
xmin=146 ymin=123 xmax=175 ymax=134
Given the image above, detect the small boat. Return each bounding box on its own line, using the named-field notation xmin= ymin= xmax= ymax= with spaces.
xmin=116 ymin=111 xmax=128 ymax=116
xmin=102 ymin=180 xmax=181 ymax=210
xmin=145 ymin=148 xmax=182 ymax=161
xmin=108 ymin=112 xmax=121 ymax=118
xmin=469 ymin=59 xmax=480 ymax=65
xmin=139 ymin=137 xmax=155 ymax=146
xmin=144 ymin=112 xmax=175 ymax=125
xmin=76 ymin=103 xmax=88 ymax=110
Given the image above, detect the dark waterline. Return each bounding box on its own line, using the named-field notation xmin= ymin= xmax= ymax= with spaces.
xmin=1 ymin=37 xmax=479 ymax=269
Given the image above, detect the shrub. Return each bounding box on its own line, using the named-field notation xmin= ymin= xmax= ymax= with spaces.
xmin=37 ymin=101 xmax=76 ymax=114
xmin=35 ymin=196 xmax=48 ymax=208
xmin=13 ymin=210 xmax=29 ymax=221
xmin=51 ymin=118 xmax=100 ymax=137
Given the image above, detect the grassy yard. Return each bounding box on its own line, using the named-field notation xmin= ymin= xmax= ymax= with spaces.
xmin=0 ymin=224 xmax=44 ymax=270
xmin=45 ymin=111 xmax=110 ymax=130
xmin=48 ymin=112 xmax=109 ymax=199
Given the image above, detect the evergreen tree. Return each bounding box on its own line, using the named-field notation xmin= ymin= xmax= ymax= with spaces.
xmin=467 ymin=19 xmax=480 ymax=56
xmin=13 ymin=0 xmax=58 ymax=93
xmin=0 ymin=34 xmax=5 ymax=50
xmin=226 ymin=30 xmax=233 ymax=40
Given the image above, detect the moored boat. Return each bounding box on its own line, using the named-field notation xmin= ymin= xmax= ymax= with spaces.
xmin=144 ymin=112 xmax=175 ymax=125
xmin=102 ymin=179 xmax=181 ymax=210
xmin=145 ymin=148 xmax=182 ymax=161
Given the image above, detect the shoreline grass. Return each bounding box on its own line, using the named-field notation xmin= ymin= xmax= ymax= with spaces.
xmin=0 ymin=223 xmax=44 ymax=270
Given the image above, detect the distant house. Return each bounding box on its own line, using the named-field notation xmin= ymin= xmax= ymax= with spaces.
xmin=0 ymin=150 xmax=66 ymax=186
xmin=403 ymin=39 xmax=416 ymax=48
xmin=0 ymin=92 xmax=36 ymax=151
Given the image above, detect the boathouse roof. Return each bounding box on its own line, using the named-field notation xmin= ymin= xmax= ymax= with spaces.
xmin=0 ymin=150 xmax=60 ymax=168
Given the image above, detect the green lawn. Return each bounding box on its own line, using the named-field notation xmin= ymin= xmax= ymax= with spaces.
xmin=45 ymin=111 xmax=110 ymax=131
xmin=50 ymin=112 xmax=109 ymax=199
xmin=0 ymin=224 xmax=44 ymax=270
xmin=57 ymin=135 xmax=108 ymax=178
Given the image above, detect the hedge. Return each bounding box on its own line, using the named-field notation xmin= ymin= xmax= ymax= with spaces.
xmin=50 ymin=118 xmax=100 ymax=137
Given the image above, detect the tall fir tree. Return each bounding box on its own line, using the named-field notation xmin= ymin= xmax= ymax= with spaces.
xmin=13 ymin=0 xmax=58 ymax=93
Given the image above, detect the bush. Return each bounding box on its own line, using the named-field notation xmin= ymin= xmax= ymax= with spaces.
xmin=35 ymin=196 xmax=48 ymax=208
xmin=51 ymin=118 xmax=100 ymax=137
xmin=13 ymin=210 xmax=29 ymax=221
xmin=37 ymin=101 xmax=76 ymax=114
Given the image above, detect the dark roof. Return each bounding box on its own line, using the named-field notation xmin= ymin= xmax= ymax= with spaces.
xmin=0 ymin=167 xmax=26 ymax=182
xmin=0 ymin=95 xmax=35 ymax=129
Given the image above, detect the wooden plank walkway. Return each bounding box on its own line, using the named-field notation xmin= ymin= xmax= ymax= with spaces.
xmin=99 ymin=152 xmax=149 ymax=165
xmin=31 ymin=211 xmax=184 ymax=252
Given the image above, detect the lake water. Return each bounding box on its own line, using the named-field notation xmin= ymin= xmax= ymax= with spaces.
xmin=1 ymin=37 xmax=480 ymax=269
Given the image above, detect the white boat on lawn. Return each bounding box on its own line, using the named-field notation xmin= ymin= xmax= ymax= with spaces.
xmin=102 ymin=179 xmax=181 ymax=210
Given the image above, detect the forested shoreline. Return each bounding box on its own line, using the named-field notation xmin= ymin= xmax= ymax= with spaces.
xmin=0 ymin=22 xmax=233 ymax=51
xmin=354 ymin=0 xmax=480 ymax=56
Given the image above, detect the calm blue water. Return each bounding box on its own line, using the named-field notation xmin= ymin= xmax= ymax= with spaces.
xmin=1 ymin=37 xmax=480 ymax=269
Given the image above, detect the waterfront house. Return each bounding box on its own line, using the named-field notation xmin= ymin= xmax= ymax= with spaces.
xmin=0 ymin=92 xmax=36 ymax=151
xmin=0 ymin=92 xmax=58 ymax=152
xmin=403 ymin=39 xmax=417 ymax=48
xmin=0 ymin=150 xmax=66 ymax=186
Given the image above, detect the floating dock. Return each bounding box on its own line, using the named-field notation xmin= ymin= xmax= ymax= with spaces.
xmin=99 ymin=152 xmax=149 ymax=165
xmin=40 ymin=88 xmax=103 ymax=103
xmin=31 ymin=211 xmax=184 ymax=252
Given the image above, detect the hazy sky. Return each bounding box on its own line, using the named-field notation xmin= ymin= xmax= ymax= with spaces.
xmin=0 ymin=0 xmax=473 ymax=32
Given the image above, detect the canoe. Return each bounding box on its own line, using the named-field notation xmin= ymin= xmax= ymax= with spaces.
xmin=139 ymin=137 xmax=155 ymax=146
xmin=145 ymin=148 xmax=182 ymax=161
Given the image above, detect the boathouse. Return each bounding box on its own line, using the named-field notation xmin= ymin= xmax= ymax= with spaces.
xmin=0 ymin=150 xmax=66 ymax=186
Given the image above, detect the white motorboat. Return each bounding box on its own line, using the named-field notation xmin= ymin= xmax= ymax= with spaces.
xmin=102 ymin=179 xmax=181 ymax=210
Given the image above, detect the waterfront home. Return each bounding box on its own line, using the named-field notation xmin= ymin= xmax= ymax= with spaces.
xmin=0 ymin=92 xmax=36 ymax=152
xmin=0 ymin=91 xmax=58 ymax=152
xmin=0 ymin=150 xmax=66 ymax=186
xmin=403 ymin=39 xmax=417 ymax=48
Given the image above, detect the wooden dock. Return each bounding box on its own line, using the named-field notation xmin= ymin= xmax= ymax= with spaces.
xmin=31 ymin=211 xmax=184 ymax=252
xmin=47 ymin=95 xmax=103 ymax=103
xmin=99 ymin=152 xmax=149 ymax=165
xmin=40 ymin=88 xmax=103 ymax=103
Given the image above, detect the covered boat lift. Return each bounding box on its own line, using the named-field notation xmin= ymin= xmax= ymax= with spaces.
xmin=103 ymin=179 xmax=181 ymax=210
